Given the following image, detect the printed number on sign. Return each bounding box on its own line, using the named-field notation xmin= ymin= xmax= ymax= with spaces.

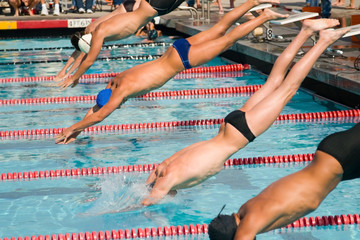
xmin=68 ymin=19 xmax=92 ymax=28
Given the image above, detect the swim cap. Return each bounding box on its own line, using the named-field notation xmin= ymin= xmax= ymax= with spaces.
xmin=78 ymin=33 xmax=92 ymax=54
xmin=208 ymin=214 xmax=237 ymax=240
xmin=96 ymin=88 xmax=112 ymax=108
xmin=147 ymin=30 xmax=158 ymax=40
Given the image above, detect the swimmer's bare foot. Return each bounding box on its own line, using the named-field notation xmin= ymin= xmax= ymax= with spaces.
xmin=301 ymin=19 xmax=340 ymax=34
xmin=262 ymin=8 xmax=289 ymax=21
xmin=318 ymin=27 xmax=350 ymax=44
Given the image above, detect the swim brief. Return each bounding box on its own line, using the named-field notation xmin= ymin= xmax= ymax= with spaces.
xmin=172 ymin=38 xmax=192 ymax=70
xmin=224 ymin=110 xmax=256 ymax=142
xmin=146 ymin=0 xmax=185 ymax=15
xmin=123 ymin=0 xmax=136 ymax=11
xmin=317 ymin=122 xmax=360 ymax=181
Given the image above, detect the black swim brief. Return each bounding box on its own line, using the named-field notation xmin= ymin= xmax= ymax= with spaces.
xmin=317 ymin=122 xmax=360 ymax=181
xmin=224 ymin=110 xmax=256 ymax=142
xmin=123 ymin=0 xmax=136 ymax=11
xmin=146 ymin=0 xmax=185 ymax=15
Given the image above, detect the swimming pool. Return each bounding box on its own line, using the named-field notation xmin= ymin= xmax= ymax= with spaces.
xmin=0 ymin=35 xmax=359 ymax=240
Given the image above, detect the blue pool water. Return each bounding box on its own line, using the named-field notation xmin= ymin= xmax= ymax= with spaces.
xmin=0 ymin=36 xmax=359 ymax=240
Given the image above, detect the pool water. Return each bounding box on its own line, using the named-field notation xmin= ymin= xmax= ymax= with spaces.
xmin=0 ymin=36 xmax=359 ymax=240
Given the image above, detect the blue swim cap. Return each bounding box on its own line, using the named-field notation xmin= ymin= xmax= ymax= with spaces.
xmin=96 ymin=88 xmax=112 ymax=108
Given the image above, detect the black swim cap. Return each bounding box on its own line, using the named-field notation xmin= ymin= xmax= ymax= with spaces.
xmin=70 ymin=31 xmax=85 ymax=51
xmin=147 ymin=29 xmax=158 ymax=40
xmin=208 ymin=214 xmax=237 ymax=240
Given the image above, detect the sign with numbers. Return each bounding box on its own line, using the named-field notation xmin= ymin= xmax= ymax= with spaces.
xmin=67 ymin=19 xmax=92 ymax=28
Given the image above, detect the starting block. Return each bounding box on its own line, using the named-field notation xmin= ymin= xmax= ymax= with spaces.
xmin=248 ymin=5 xmax=319 ymax=41
xmin=342 ymin=24 xmax=360 ymax=39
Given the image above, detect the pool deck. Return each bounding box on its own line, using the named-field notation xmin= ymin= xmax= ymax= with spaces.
xmin=0 ymin=0 xmax=359 ymax=108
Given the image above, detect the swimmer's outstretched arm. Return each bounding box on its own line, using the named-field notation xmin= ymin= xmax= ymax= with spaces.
xmin=55 ymin=88 xmax=125 ymax=144
xmin=55 ymin=51 xmax=86 ymax=82
xmin=54 ymin=50 xmax=83 ymax=82
xmin=57 ymin=34 xmax=104 ymax=89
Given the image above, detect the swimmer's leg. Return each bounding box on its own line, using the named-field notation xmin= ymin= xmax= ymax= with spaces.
xmin=245 ymin=27 xmax=349 ymax=137
xmin=241 ymin=19 xmax=340 ymax=112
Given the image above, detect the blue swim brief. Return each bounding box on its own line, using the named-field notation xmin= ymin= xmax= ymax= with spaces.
xmin=172 ymin=38 xmax=192 ymax=70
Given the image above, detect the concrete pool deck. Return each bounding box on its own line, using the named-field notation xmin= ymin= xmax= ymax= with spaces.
xmin=0 ymin=0 xmax=359 ymax=108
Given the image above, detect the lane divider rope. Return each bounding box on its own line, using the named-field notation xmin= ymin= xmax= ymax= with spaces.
xmin=0 ymin=64 xmax=250 ymax=83
xmin=0 ymin=84 xmax=260 ymax=106
xmin=0 ymin=42 xmax=171 ymax=52
xmin=0 ymin=55 xmax=162 ymax=66
xmin=0 ymin=109 xmax=359 ymax=139
xmin=0 ymin=152 xmax=316 ymax=181
xmin=0 ymin=213 xmax=359 ymax=240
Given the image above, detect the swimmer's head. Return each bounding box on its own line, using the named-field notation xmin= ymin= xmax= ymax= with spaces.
xmin=208 ymin=214 xmax=238 ymax=240
xmin=70 ymin=31 xmax=85 ymax=51
xmin=147 ymin=29 xmax=158 ymax=40
xmin=78 ymin=33 xmax=92 ymax=54
xmin=96 ymin=88 xmax=112 ymax=108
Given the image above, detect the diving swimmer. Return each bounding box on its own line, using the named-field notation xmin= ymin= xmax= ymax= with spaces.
xmin=208 ymin=122 xmax=360 ymax=240
xmin=55 ymin=0 xmax=286 ymax=144
xmin=141 ymin=19 xmax=350 ymax=206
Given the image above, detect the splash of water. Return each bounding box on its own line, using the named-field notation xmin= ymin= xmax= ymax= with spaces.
xmin=83 ymin=174 xmax=149 ymax=215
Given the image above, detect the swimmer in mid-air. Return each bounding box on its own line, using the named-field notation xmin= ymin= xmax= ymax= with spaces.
xmin=55 ymin=0 xmax=186 ymax=87
xmin=141 ymin=19 xmax=350 ymax=206
xmin=208 ymin=122 xmax=360 ymax=240
xmin=55 ymin=0 xmax=287 ymax=144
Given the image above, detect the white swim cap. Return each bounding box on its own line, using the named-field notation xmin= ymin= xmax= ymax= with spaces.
xmin=78 ymin=33 xmax=92 ymax=54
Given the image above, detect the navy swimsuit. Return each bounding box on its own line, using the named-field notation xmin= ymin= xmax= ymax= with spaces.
xmin=172 ymin=38 xmax=192 ymax=69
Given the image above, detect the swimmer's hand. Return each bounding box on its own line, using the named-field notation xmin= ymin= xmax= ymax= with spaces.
xmin=57 ymin=76 xmax=80 ymax=90
xmin=55 ymin=128 xmax=81 ymax=144
xmin=53 ymin=73 xmax=69 ymax=82
xmin=145 ymin=162 xmax=168 ymax=186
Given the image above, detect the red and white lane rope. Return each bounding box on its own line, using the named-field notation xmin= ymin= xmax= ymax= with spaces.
xmin=0 ymin=55 xmax=163 ymax=66
xmin=0 ymin=152 xmax=315 ymax=181
xmin=0 ymin=109 xmax=359 ymax=139
xmin=0 ymin=85 xmax=261 ymax=106
xmin=0 ymin=64 xmax=250 ymax=83
xmin=1 ymin=213 xmax=359 ymax=240
xmin=0 ymin=42 xmax=171 ymax=53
